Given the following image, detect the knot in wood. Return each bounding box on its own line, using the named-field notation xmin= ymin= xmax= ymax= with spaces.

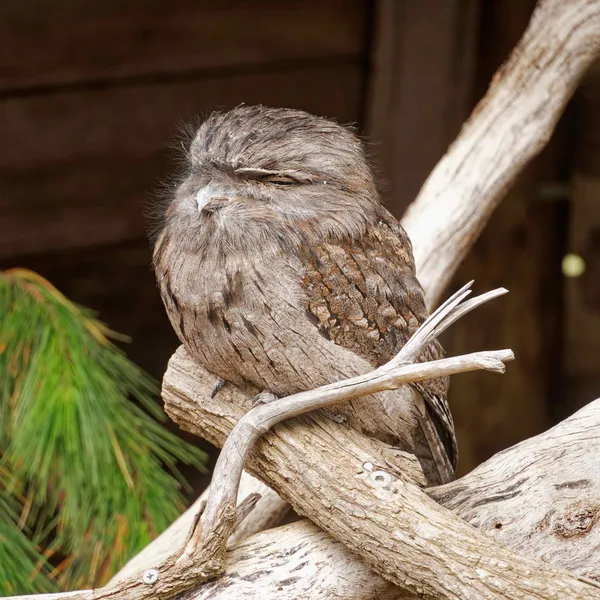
xmin=552 ymin=501 xmax=600 ymax=539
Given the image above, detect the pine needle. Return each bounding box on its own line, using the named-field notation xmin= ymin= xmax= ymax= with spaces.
xmin=0 ymin=269 xmax=207 ymax=593
xmin=0 ymin=471 xmax=56 ymax=595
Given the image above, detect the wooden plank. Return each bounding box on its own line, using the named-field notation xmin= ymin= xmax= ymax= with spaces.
xmin=0 ymin=0 xmax=366 ymax=92
xmin=366 ymin=0 xmax=480 ymax=213
xmin=0 ymin=64 xmax=362 ymax=259
xmin=562 ymin=72 xmax=600 ymax=418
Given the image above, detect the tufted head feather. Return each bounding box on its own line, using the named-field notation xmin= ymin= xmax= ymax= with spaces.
xmin=155 ymin=105 xmax=381 ymax=258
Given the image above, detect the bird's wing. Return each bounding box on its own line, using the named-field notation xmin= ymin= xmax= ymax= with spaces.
xmin=300 ymin=207 xmax=457 ymax=476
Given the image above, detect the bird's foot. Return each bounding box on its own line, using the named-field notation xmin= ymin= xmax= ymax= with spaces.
xmin=210 ymin=378 xmax=227 ymax=399
xmin=322 ymin=408 xmax=347 ymax=424
xmin=251 ymin=391 xmax=279 ymax=407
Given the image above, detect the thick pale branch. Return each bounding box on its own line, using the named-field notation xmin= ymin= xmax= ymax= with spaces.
xmin=103 ymin=398 xmax=600 ymax=600
xmin=109 ymin=473 xmax=288 ymax=585
xmin=9 ymin=0 xmax=600 ymax=598
xmin=402 ymin=0 xmax=600 ymax=307
xmin=430 ymin=398 xmax=600 ymax=582
xmin=198 ymin=348 xmax=512 ymax=545
xmin=155 ymin=349 xmax=600 ymax=600
xmin=14 ymin=399 xmax=600 ymax=600
xmin=5 ymin=284 xmax=513 ymax=600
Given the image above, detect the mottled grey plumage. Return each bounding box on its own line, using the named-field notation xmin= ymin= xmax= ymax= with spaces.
xmin=153 ymin=105 xmax=457 ymax=483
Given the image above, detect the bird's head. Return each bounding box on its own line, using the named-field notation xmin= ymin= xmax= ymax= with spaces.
xmin=156 ymin=105 xmax=380 ymax=256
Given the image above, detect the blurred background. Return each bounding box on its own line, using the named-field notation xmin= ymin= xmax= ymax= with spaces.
xmin=1 ymin=0 xmax=596 ymax=480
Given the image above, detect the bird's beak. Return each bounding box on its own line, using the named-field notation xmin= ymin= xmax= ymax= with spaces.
xmin=200 ymin=196 xmax=230 ymax=214
xmin=196 ymin=183 xmax=230 ymax=214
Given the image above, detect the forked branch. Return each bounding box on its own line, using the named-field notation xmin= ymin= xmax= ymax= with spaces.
xmin=103 ymin=397 xmax=600 ymax=599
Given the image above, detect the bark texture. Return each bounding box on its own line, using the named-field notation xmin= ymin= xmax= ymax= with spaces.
xmin=8 ymin=0 xmax=600 ymax=599
xmin=158 ymin=348 xmax=600 ymax=600
xmin=109 ymin=473 xmax=288 ymax=584
xmin=100 ymin=398 xmax=600 ymax=600
xmin=431 ymin=399 xmax=600 ymax=582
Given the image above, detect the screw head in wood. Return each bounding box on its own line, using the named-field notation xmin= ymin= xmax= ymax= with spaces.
xmin=142 ymin=569 xmax=159 ymax=585
xmin=370 ymin=470 xmax=392 ymax=487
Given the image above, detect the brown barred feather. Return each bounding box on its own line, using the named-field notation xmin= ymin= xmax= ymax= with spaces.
xmin=302 ymin=207 xmax=457 ymax=475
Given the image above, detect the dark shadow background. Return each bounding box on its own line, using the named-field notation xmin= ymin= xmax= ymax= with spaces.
xmin=1 ymin=1 xmax=597 ymax=481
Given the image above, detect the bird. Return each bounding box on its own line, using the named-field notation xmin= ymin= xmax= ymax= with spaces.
xmin=153 ymin=105 xmax=457 ymax=485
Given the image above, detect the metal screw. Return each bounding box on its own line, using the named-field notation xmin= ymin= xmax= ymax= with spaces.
xmin=370 ymin=470 xmax=392 ymax=487
xmin=142 ymin=569 xmax=159 ymax=585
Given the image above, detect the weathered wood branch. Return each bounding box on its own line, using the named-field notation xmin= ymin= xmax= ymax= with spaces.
xmin=155 ymin=348 xmax=600 ymax=600
xmin=104 ymin=397 xmax=600 ymax=600
xmin=401 ymin=0 xmax=600 ymax=308
xmin=15 ymin=398 xmax=600 ymax=600
xmin=430 ymin=398 xmax=600 ymax=582
xmin=9 ymin=0 xmax=600 ymax=598
xmin=199 ymin=0 xmax=600 ymax=549
xmin=5 ymin=286 xmax=515 ymax=600
xmin=109 ymin=473 xmax=289 ymax=585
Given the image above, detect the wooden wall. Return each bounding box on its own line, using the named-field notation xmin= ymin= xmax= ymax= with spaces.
xmin=367 ymin=0 xmax=479 ymax=212
xmin=562 ymin=67 xmax=600 ymax=421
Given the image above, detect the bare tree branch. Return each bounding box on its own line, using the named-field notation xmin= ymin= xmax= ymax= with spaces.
xmin=402 ymin=0 xmax=600 ymax=308
xmin=153 ymin=344 xmax=599 ymax=600
xmin=116 ymin=397 xmax=600 ymax=600
xmin=13 ymin=398 xmax=600 ymax=600
xmin=109 ymin=473 xmax=288 ymax=584
xmin=3 ymin=284 xmax=515 ymax=600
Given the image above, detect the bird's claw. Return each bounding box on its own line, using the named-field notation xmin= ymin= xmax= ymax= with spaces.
xmin=251 ymin=392 xmax=279 ymax=407
xmin=210 ymin=378 xmax=227 ymax=399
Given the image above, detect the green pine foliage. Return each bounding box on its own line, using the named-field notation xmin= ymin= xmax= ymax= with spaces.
xmin=0 ymin=269 xmax=206 ymax=595
xmin=0 ymin=477 xmax=55 ymax=596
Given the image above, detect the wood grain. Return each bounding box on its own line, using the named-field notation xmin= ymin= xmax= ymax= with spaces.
xmin=100 ymin=394 xmax=600 ymax=599
xmin=0 ymin=0 xmax=366 ymax=92
xmin=366 ymin=0 xmax=480 ymax=214
xmin=159 ymin=348 xmax=600 ymax=600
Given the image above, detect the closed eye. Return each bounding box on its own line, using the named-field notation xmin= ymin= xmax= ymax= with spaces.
xmin=234 ymin=167 xmax=304 ymax=186
xmin=259 ymin=174 xmax=297 ymax=186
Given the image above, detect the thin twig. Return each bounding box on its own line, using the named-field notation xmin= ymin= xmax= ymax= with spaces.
xmin=232 ymin=493 xmax=262 ymax=530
